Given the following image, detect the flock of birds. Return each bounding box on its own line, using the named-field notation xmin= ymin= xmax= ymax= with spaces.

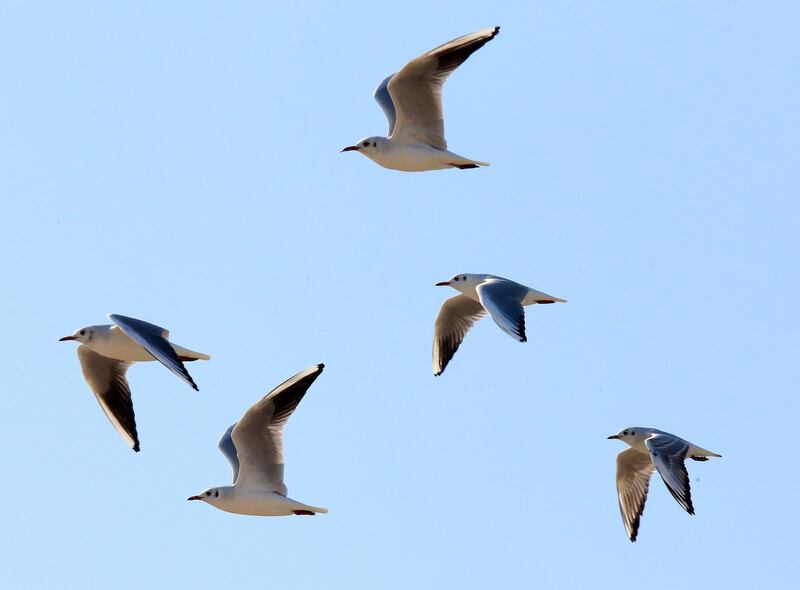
xmin=59 ymin=26 xmax=721 ymax=542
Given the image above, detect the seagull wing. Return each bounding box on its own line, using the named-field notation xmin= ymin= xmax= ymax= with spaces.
xmin=108 ymin=313 xmax=199 ymax=391
xmin=231 ymin=364 xmax=325 ymax=493
xmin=615 ymin=448 xmax=656 ymax=542
xmin=476 ymin=278 xmax=529 ymax=342
xmin=646 ymin=434 xmax=694 ymax=515
xmin=218 ymin=424 xmax=240 ymax=484
xmin=373 ymin=74 xmax=397 ymax=135
xmin=432 ymin=294 xmax=487 ymax=376
xmin=387 ymin=26 xmax=500 ymax=149
xmin=76 ymin=345 xmax=139 ymax=452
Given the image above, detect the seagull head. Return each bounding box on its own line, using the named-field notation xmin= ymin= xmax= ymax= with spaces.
xmin=435 ymin=274 xmax=484 ymax=294
xmin=341 ymin=136 xmax=386 ymax=156
xmin=187 ymin=488 xmax=224 ymax=506
xmin=607 ymin=427 xmax=647 ymax=445
xmin=59 ymin=326 xmax=95 ymax=344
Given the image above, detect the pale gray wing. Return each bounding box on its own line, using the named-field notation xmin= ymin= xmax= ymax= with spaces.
xmin=616 ymin=448 xmax=656 ymax=542
xmin=76 ymin=345 xmax=139 ymax=452
xmin=476 ymin=279 xmax=529 ymax=342
xmin=388 ymin=26 xmax=500 ymax=149
xmin=646 ymin=434 xmax=694 ymax=515
xmin=231 ymin=364 xmax=325 ymax=493
xmin=218 ymin=424 xmax=240 ymax=484
xmin=373 ymin=73 xmax=397 ymax=135
xmin=108 ymin=313 xmax=198 ymax=391
xmin=432 ymin=294 xmax=487 ymax=376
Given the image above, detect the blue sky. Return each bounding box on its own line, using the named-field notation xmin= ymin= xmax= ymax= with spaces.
xmin=1 ymin=1 xmax=798 ymax=588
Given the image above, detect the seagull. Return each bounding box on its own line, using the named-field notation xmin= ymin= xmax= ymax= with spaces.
xmin=59 ymin=313 xmax=210 ymax=452
xmin=608 ymin=427 xmax=722 ymax=542
xmin=341 ymin=26 xmax=500 ymax=172
xmin=432 ymin=274 xmax=566 ymax=376
xmin=188 ymin=364 xmax=328 ymax=517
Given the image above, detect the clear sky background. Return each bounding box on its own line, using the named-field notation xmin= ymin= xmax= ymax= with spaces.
xmin=1 ymin=1 xmax=798 ymax=588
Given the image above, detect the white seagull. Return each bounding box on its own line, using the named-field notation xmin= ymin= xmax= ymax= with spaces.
xmin=59 ymin=313 xmax=210 ymax=452
xmin=608 ymin=427 xmax=722 ymax=542
xmin=433 ymin=273 xmax=566 ymax=376
xmin=188 ymin=364 xmax=328 ymax=517
xmin=341 ymin=26 xmax=500 ymax=172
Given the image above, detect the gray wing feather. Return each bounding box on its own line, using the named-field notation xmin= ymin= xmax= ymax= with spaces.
xmin=76 ymin=345 xmax=139 ymax=452
xmin=108 ymin=314 xmax=199 ymax=391
xmin=373 ymin=73 xmax=397 ymax=135
xmin=231 ymin=364 xmax=324 ymax=493
xmin=432 ymin=294 xmax=487 ymax=376
xmin=646 ymin=434 xmax=694 ymax=515
xmin=476 ymin=279 xmax=529 ymax=342
xmin=616 ymin=448 xmax=656 ymax=541
xmin=218 ymin=424 xmax=240 ymax=484
xmin=388 ymin=26 xmax=499 ymax=149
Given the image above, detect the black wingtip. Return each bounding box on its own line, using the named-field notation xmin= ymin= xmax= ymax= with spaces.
xmin=493 ymin=26 xmax=500 ymax=36
xmin=133 ymin=443 xmax=140 ymax=453
xmin=317 ymin=363 xmax=325 ymax=372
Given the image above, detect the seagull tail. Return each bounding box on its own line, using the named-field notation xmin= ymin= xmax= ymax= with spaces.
xmin=172 ymin=344 xmax=211 ymax=361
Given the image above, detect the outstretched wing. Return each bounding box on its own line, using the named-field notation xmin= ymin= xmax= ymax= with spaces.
xmin=77 ymin=345 xmax=139 ymax=452
xmin=615 ymin=448 xmax=656 ymax=541
xmin=218 ymin=424 xmax=240 ymax=483
xmin=646 ymin=434 xmax=694 ymax=515
xmin=432 ymin=294 xmax=487 ymax=376
xmin=231 ymin=364 xmax=325 ymax=494
xmin=373 ymin=74 xmax=397 ymax=135
xmin=108 ymin=314 xmax=199 ymax=391
xmin=388 ymin=27 xmax=500 ymax=149
xmin=476 ymin=278 xmax=529 ymax=342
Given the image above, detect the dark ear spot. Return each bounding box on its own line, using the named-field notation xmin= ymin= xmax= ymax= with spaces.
xmin=631 ymin=431 xmax=635 ymax=435
xmin=372 ymin=141 xmax=376 ymax=147
xmin=214 ymin=490 xmax=219 ymax=498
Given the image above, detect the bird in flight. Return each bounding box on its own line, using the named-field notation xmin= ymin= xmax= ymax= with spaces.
xmin=608 ymin=427 xmax=722 ymax=541
xmin=342 ymin=27 xmax=500 ymax=172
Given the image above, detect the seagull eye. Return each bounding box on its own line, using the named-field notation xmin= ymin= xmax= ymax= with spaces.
xmin=206 ymin=491 xmax=211 ymax=496
xmin=454 ymin=277 xmax=460 ymax=281
xmin=79 ymin=330 xmax=85 ymax=336
xmin=623 ymin=430 xmax=628 ymax=436
xmin=362 ymin=141 xmax=369 ymax=147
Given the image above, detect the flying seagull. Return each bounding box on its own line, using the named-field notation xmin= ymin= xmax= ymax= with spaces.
xmin=188 ymin=364 xmax=328 ymax=517
xmin=341 ymin=26 xmax=500 ymax=172
xmin=608 ymin=427 xmax=722 ymax=542
xmin=59 ymin=313 xmax=210 ymax=452
xmin=433 ymin=273 xmax=565 ymax=376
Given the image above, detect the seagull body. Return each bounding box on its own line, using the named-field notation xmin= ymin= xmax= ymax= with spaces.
xmin=60 ymin=314 xmax=210 ymax=452
xmin=188 ymin=364 xmax=328 ymax=517
xmin=608 ymin=427 xmax=721 ymax=542
xmin=342 ymin=27 xmax=500 ymax=172
xmin=433 ymin=273 xmax=565 ymax=376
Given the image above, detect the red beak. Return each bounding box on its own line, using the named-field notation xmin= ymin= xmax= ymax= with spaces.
xmin=187 ymin=496 xmax=202 ymax=501
xmin=607 ymin=435 xmax=620 ymax=440
xmin=59 ymin=335 xmax=77 ymax=341
xmin=340 ymin=145 xmax=360 ymax=152
xmin=435 ymin=281 xmax=450 ymax=286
